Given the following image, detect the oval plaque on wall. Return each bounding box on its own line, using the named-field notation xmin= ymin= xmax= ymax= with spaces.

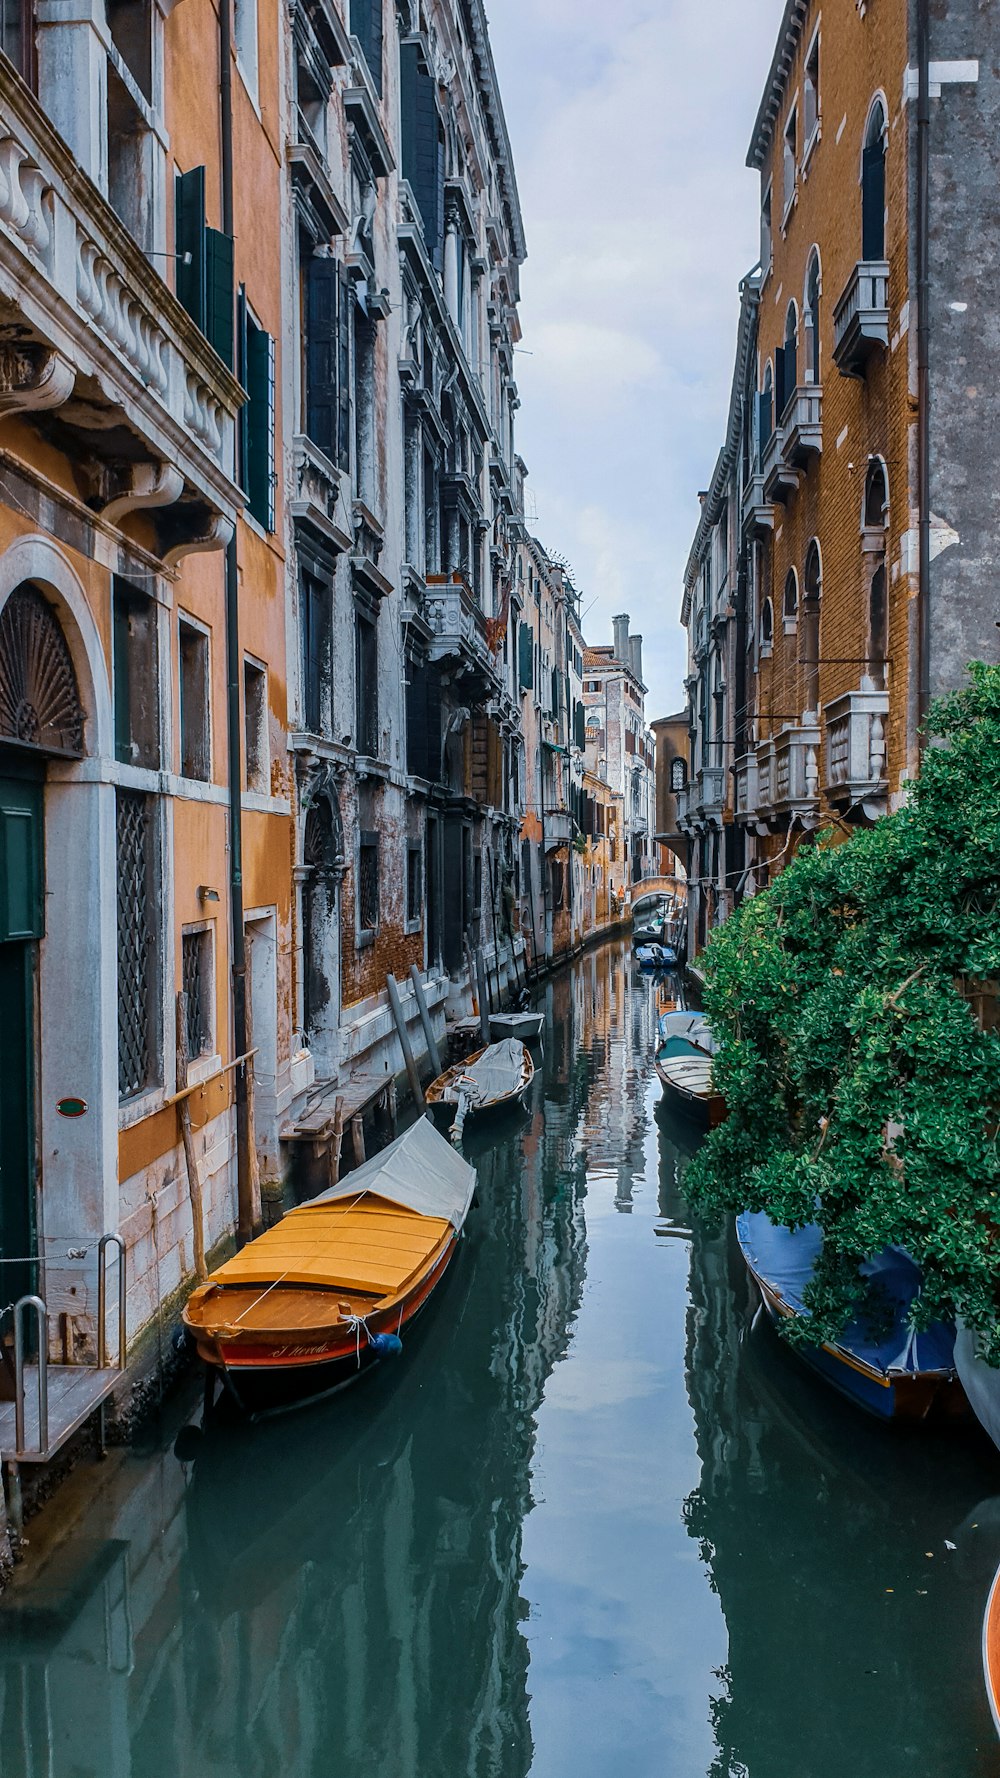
xmin=56 ymin=1097 xmax=88 ymax=1118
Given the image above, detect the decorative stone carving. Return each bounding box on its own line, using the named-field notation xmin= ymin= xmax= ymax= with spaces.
xmin=0 ymin=134 xmax=52 ymax=264
xmin=76 ymin=233 xmax=170 ymax=397
xmin=100 ymin=461 xmax=185 ymax=525
xmin=162 ymin=513 xmax=234 ymax=570
xmin=0 ymin=343 xmax=73 ymax=415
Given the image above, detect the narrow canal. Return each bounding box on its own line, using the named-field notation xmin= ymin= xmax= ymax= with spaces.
xmin=2 ymin=940 xmax=1000 ymax=1776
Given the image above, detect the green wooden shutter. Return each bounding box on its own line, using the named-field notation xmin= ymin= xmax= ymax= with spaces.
xmin=175 ymin=166 xmax=206 ymax=330
xmin=574 ymin=700 xmax=585 ymax=749
xmin=518 ymin=621 xmax=533 ymax=691
xmin=246 ymin=320 xmax=275 ymax=530
xmin=350 ymin=0 xmax=382 ymax=95
xmin=236 ymin=284 xmax=249 ymax=495
xmin=306 ymin=255 xmax=340 ymax=456
xmin=205 ymin=226 xmax=235 ymax=369
xmin=0 ymin=776 xmax=44 ymax=942
xmin=400 ymin=40 xmax=440 ymax=262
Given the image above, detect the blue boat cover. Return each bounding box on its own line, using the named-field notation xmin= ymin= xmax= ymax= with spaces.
xmin=736 ymin=1210 xmax=956 ymax=1376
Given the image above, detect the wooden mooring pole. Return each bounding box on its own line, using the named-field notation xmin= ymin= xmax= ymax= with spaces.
xmin=386 ymin=973 xmax=426 ymax=1110
xmin=408 ymin=965 xmax=442 ymax=1077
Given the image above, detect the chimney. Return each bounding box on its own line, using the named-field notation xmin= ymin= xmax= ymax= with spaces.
xmin=629 ymin=634 xmax=643 ymax=683
xmin=612 ymin=612 xmax=629 ymax=663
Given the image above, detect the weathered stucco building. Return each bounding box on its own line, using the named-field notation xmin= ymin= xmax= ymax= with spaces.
xmin=681 ymin=0 xmax=1000 ymax=953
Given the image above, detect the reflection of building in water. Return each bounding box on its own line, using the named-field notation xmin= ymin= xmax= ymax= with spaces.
xmin=0 ymin=1056 xmax=591 ymax=1778
xmin=574 ymin=942 xmax=658 ymax=1211
xmin=681 ymin=1227 xmax=997 ymax=1778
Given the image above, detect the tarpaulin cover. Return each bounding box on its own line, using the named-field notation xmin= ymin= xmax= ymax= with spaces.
xmin=657 ymin=1011 xmax=715 ymax=1053
xmin=443 ymin=1039 xmax=528 ymax=1107
xmin=307 ymin=1114 xmax=477 ymax=1230
xmin=954 ymin=1321 xmax=1000 ymax=1452
xmin=736 ymin=1210 xmax=957 ymax=1376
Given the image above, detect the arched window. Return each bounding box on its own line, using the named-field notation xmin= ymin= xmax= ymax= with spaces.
xmin=862 ymin=101 xmax=887 ymax=261
xmin=804 ymin=251 xmax=821 ymax=382
xmin=783 ymin=568 xmax=798 ymax=630
xmin=760 ymin=597 xmax=773 ymax=657
xmin=670 ymin=755 xmax=687 ymax=793
xmin=864 ymin=457 xmax=888 ymax=528
xmin=802 ymin=540 xmax=822 ymax=714
xmin=0 ymin=583 xmax=84 ymax=756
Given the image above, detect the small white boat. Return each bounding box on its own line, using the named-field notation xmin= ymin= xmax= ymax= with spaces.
xmin=489 ymin=1010 xmax=544 ymax=1044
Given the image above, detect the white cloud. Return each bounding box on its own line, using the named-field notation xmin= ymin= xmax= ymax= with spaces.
xmin=487 ymin=0 xmax=783 ymax=713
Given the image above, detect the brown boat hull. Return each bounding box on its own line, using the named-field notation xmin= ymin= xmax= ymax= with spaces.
xmin=192 ymin=1235 xmax=460 ymax=1416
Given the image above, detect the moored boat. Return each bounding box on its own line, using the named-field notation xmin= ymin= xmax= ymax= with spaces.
xmin=488 ymin=1010 xmax=544 ymax=1044
xmin=736 ymin=1210 xmax=968 ymax=1422
xmin=654 ymin=1012 xmax=725 ymax=1125
xmin=984 ymin=1561 xmax=1000 ymax=1738
xmin=426 ymin=1038 xmax=534 ymax=1142
xmin=182 ymin=1116 xmax=476 ymax=1415
xmin=635 ymin=943 xmax=668 ymax=971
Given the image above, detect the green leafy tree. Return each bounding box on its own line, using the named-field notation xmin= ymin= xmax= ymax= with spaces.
xmin=687 ymin=662 xmax=1000 ymax=1355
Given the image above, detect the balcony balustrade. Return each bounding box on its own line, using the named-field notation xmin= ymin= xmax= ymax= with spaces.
xmin=544 ymin=808 xmax=574 ymax=847
xmin=780 ymin=384 xmax=822 ymax=467
xmin=741 ymin=468 xmax=774 ymax=537
xmin=733 ymin=750 xmax=759 ymax=822
xmin=754 ymin=722 xmax=821 ymax=825
xmin=761 ymin=423 xmax=800 ymax=505
xmin=832 ymin=261 xmax=890 ymax=378
xmin=824 ymin=683 xmax=889 ymax=814
xmin=0 ymin=66 xmax=244 ymax=553
xmin=424 ymin=572 xmax=499 ymax=699
xmin=695 ymin=764 xmax=726 ymax=825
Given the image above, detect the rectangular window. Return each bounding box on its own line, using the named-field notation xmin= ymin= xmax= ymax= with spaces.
xmin=300 ymin=568 xmax=331 ymax=737
xmin=358 ymin=831 xmax=379 ymax=933
xmin=305 ymin=254 xmax=351 ymax=471
xmin=782 ymin=106 xmax=797 ymax=216
xmin=107 ymin=60 xmax=152 ymax=249
xmin=113 ymin=577 xmax=159 ymax=769
xmin=760 ymin=181 xmax=772 ymax=271
xmin=354 ymin=307 xmax=376 ymax=510
xmin=116 ymin=789 xmax=156 ymax=1099
xmin=350 ymin=0 xmax=382 ymax=96
xmin=1 ymin=0 xmax=37 ymax=87
xmin=803 ymin=31 xmax=820 ymax=146
xmin=243 ymin=657 xmax=268 ymax=792
xmin=407 ymin=843 xmax=421 ymax=924
xmin=238 ymin=288 xmax=276 ymax=530
xmin=400 ymin=39 xmax=443 ymax=265
xmin=178 ymin=617 xmax=210 ymax=781
xmin=233 ymin=0 xmax=258 ymax=102
xmin=355 ymin=610 xmax=379 ymax=756
xmin=181 ymin=926 xmax=213 ymax=1062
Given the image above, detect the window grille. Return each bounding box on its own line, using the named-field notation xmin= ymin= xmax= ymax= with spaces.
xmin=355 ymin=613 xmax=379 ymax=756
xmin=182 ymin=929 xmax=212 ymax=1061
xmin=116 ymin=789 xmax=154 ymax=1098
xmin=358 ymin=831 xmax=379 ymax=932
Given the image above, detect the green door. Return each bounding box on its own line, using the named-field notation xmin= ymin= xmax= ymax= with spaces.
xmin=0 ymin=766 xmax=43 ymax=1310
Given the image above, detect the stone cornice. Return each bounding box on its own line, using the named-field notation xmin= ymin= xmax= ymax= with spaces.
xmin=746 ymin=0 xmax=811 ymax=173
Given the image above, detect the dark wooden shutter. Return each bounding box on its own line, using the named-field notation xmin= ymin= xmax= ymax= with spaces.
xmin=205 ymin=226 xmax=234 ymax=369
xmin=306 ymin=255 xmax=339 ymax=456
xmin=406 ymin=655 xmax=428 ymax=776
xmin=518 ymin=620 xmax=534 ymax=691
xmin=338 ymin=264 xmax=351 ymax=472
xmin=862 ymin=141 xmax=885 ymax=260
xmin=574 ymin=700 xmax=585 ymax=749
xmin=350 ymin=0 xmax=382 ymax=95
xmin=0 ymin=775 xmax=43 ymax=942
xmin=112 ymin=584 xmax=131 ymax=765
xmin=784 ymin=330 xmax=797 ymax=398
xmin=236 ymin=283 xmax=249 ymax=495
xmin=246 ymin=321 xmax=275 ymax=531
xmin=400 ymin=40 xmax=441 ymax=263
xmin=175 ymin=166 xmax=206 ymax=330
xmin=773 ymin=346 xmax=786 ymax=421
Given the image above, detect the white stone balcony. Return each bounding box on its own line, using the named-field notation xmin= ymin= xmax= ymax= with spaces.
xmin=0 ymin=65 xmax=244 ymax=552
xmin=761 ymin=423 xmax=800 ymax=505
xmin=674 ymin=785 xmax=691 ymax=830
xmin=832 ymin=261 xmax=890 ymax=378
xmin=544 ymin=807 xmax=574 ymax=847
xmin=290 ymin=436 xmax=351 ymax=554
xmin=824 ymin=683 xmax=889 ymax=814
xmin=733 ymin=750 xmax=759 ymax=821
xmin=741 ymin=469 xmax=773 ymax=537
xmin=756 ymin=722 xmax=822 ymax=825
xmin=424 ymin=573 xmax=500 ymax=698
xmin=695 ymin=764 xmax=726 ymax=825
xmin=780 ymin=385 xmax=822 ymax=467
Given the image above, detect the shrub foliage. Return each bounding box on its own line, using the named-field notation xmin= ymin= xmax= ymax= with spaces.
xmin=687 ymin=663 xmax=1000 ymax=1355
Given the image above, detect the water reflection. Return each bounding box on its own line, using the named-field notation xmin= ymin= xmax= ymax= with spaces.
xmin=1 ymin=942 xmax=999 ymax=1778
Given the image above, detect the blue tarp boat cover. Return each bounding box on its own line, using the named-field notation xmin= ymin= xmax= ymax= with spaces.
xmin=736 ymin=1210 xmax=956 ymax=1376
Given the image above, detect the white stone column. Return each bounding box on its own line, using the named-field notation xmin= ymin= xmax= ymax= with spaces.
xmin=443 ymin=209 xmax=461 ymax=327
xmin=37 ymin=0 xmax=110 ymax=194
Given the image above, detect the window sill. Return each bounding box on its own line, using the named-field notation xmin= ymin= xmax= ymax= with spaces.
xmin=119 ymin=1083 xmax=169 ymax=1132
xmin=186 ymin=1051 xmax=222 ymax=1089
xmin=356 ymin=929 xmax=377 ymax=950
xmin=801 ymin=124 xmax=821 ymax=176
xmin=404 ymin=917 xmax=421 ymax=937
xmin=780 ymin=189 xmax=798 ymax=234
xmin=783 ymin=617 xmax=798 ymax=636
xmin=760 ymin=644 xmax=773 ymax=661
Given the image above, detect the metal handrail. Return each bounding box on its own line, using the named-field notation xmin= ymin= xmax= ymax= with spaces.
xmin=14 ymin=1295 xmax=47 ymax=1456
xmin=97 ymin=1234 xmax=126 ymax=1370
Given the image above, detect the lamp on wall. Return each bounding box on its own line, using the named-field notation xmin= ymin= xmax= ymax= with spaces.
xmin=198 ymin=885 xmax=220 ymax=904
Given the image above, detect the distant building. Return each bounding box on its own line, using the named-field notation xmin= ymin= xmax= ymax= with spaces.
xmin=650 ymin=713 xmax=689 ymax=879
xmin=582 ymin=614 xmax=656 ymax=895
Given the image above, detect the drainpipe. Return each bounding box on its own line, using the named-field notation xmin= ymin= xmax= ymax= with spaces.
xmin=915 ymin=0 xmax=931 ymax=743
xmin=219 ymin=0 xmax=253 ymax=1242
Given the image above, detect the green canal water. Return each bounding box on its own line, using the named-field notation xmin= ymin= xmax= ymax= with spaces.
xmin=2 ymin=939 xmax=1000 ymax=1776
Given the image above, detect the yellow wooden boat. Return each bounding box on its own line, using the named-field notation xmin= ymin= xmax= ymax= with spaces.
xmin=183 ymin=1116 xmax=476 ymax=1414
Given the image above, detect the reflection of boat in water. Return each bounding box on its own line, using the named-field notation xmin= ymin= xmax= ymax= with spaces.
xmin=182 ymin=1118 xmax=476 ymax=1415
xmin=736 ymin=1211 xmax=967 ymax=1422
xmin=654 ymin=1011 xmax=724 ymax=1127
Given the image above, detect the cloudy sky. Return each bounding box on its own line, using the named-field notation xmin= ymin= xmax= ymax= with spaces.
xmin=487 ymin=0 xmax=781 ymax=717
